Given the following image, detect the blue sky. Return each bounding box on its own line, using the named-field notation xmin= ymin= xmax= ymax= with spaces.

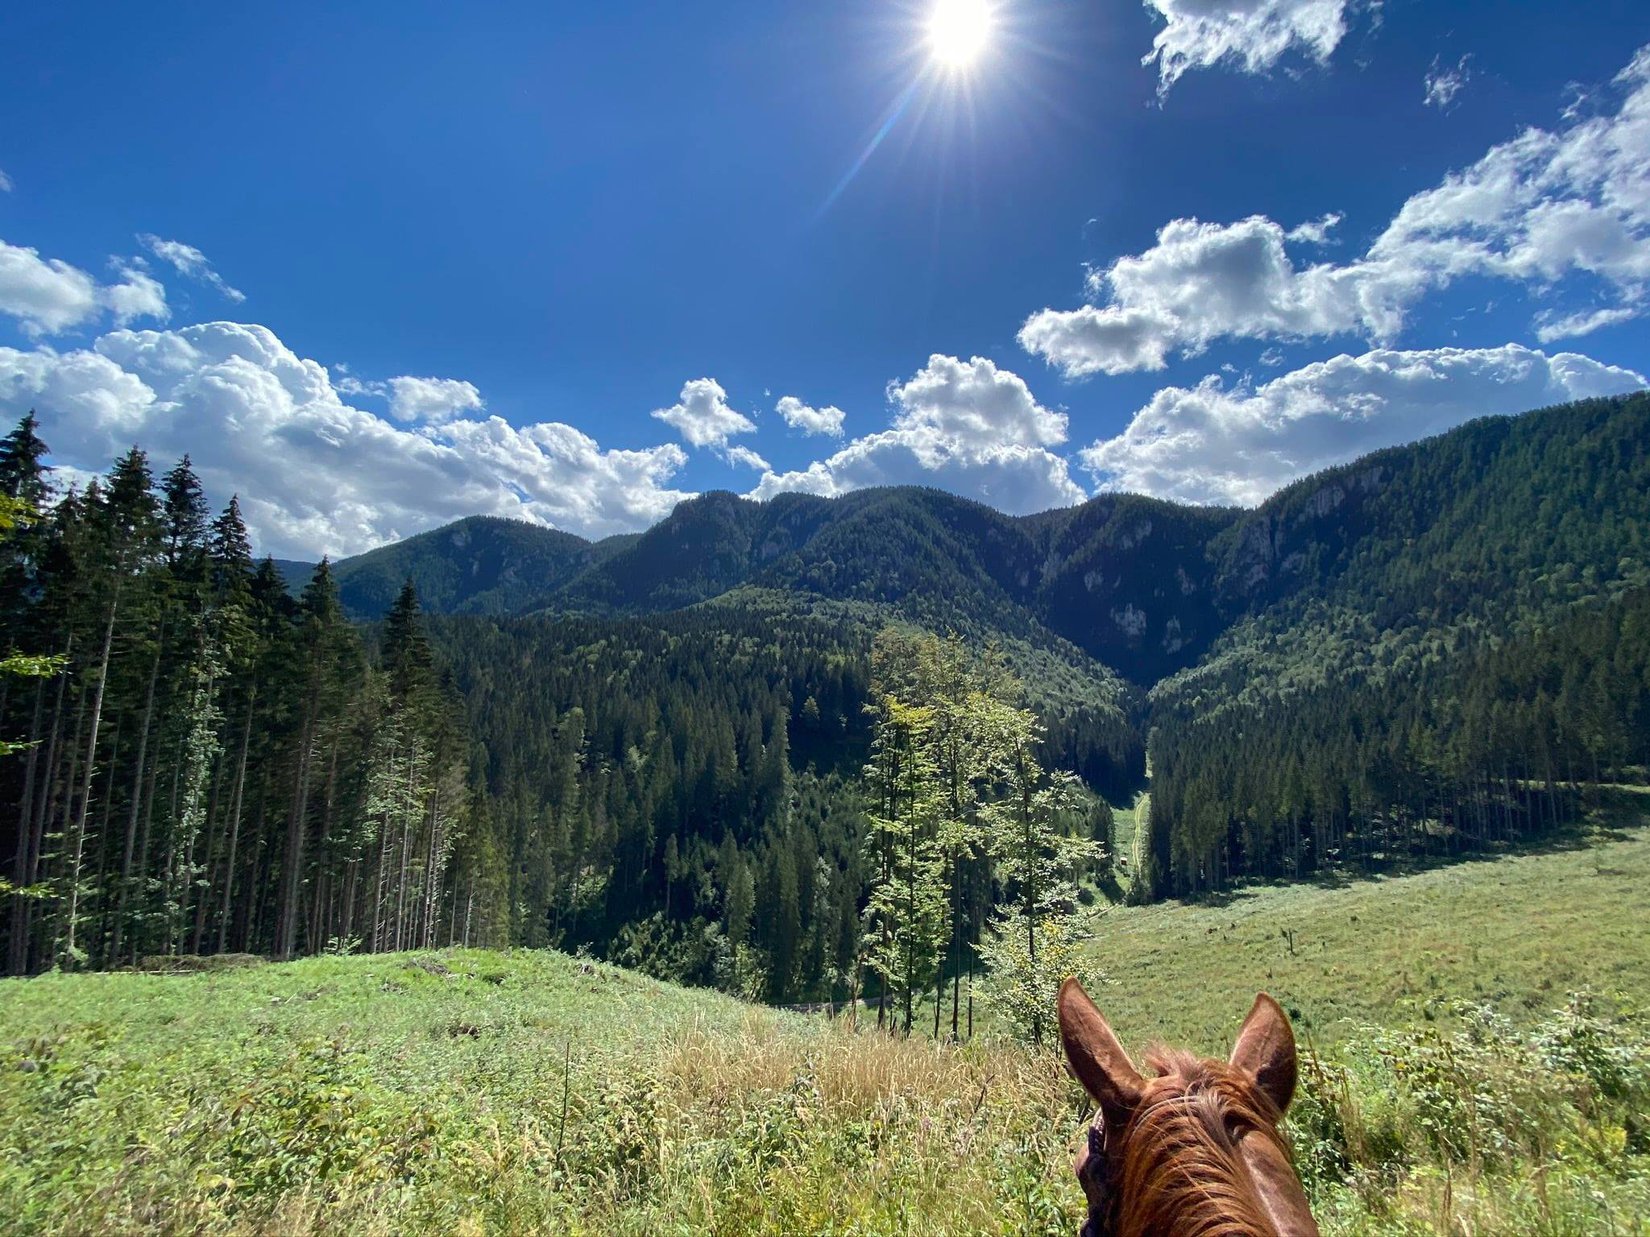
xmin=3 ymin=0 xmax=1649 ymax=556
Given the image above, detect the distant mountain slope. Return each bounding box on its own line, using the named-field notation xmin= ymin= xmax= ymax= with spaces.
xmin=1022 ymin=495 xmax=1241 ymax=684
xmin=1137 ymin=391 xmax=1650 ymax=896
xmin=549 ymin=486 xmax=1239 ymax=679
xmin=286 ymin=392 xmax=1650 ymax=696
xmin=326 ymin=516 xmax=597 ymax=617
xmin=281 ymin=516 xmax=634 ymax=619
xmin=1173 ymin=391 xmax=1650 ymax=717
xmin=270 ymin=558 xmax=316 ymax=594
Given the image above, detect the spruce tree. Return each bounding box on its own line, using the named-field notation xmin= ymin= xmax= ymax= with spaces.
xmin=161 ymin=455 xmax=210 ymax=577
xmin=0 ymin=411 xmax=51 ymax=506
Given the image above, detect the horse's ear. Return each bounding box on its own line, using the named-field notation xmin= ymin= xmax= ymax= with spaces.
xmin=1058 ymin=978 xmax=1144 ymax=1122
xmin=1230 ymin=992 xmax=1298 ymax=1114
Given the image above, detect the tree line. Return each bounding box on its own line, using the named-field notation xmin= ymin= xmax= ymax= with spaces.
xmin=1139 ymin=589 xmax=1650 ymax=897
xmin=858 ymin=628 xmax=1107 ymax=1042
xmin=0 ymin=415 xmax=481 ymax=973
xmin=0 ymin=415 xmax=1121 ymax=1028
xmin=9 ymin=396 xmax=1650 ymax=1013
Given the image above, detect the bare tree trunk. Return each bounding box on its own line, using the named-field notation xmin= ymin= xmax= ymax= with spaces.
xmin=462 ymin=869 xmax=475 ymax=948
xmin=130 ymin=726 xmax=164 ymax=965
xmin=112 ymin=629 xmax=164 ymax=962
xmin=394 ymin=738 xmax=417 ymax=951
xmin=62 ymin=598 xmax=118 ymax=968
xmin=277 ymin=704 xmax=317 ymax=960
xmin=8 ymin=674 xmax=49 ymax=975
xmin=422 ymin=788 xmax=443 ymax=948
xmin=309 ymin=730 xmax=342 ymax=952
xmin=216 ymin=688 xmax=255 ymax=953
xmin=190 ymin=743 xmax=230 ymax=955
xmin=18 ymin=666 xmax=73 ymax=973
xmin=91 ymin=723 xmax=123 ymax=961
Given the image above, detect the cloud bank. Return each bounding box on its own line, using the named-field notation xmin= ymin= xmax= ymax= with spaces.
xmin=1142 ymin=0 xmax=1350 ymax=96
xmin=1079 ymin=343 xmax=1646 ymax=505
xmin=1024 ymin=44 xmax=1650 ymax=374
xmin=752 ymin=354 xmax=1086 ymax=515
xmin=0 ymin=321 xmax=692 ymax=558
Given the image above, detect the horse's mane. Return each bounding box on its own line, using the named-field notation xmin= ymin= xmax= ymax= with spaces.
xmin=1111 ymin=1047 xmax=1292 ymax=1237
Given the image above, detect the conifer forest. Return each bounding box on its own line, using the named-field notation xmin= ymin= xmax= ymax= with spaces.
xmin=4 ymin=392 xmax=1650 ymax=1014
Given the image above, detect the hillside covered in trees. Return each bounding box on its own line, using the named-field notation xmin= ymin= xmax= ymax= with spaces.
xmin=4 ymin=391 xmax=1650 ymax=1003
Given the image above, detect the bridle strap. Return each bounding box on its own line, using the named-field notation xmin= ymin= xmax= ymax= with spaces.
xmin=1079 ymin=1117 xmax=1121 ymax=1237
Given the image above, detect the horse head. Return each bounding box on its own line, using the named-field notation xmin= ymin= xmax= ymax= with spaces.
xmin=1057 ymin=979 xmax=1320 ymax=1237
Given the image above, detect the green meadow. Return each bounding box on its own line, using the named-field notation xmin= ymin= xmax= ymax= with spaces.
xmin=4 ymin=801 xmax=1648 ymax=1235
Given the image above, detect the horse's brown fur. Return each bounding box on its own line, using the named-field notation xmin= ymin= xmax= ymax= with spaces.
xmin=1107 ymin=1048 xmax=1293 ymax=1236
xmin=1060 ymin=981 xmax=1319 ymax=1237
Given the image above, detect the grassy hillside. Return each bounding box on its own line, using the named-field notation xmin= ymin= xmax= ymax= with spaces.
xmin=1087 ymin=792 xmax=1650 ymax=1051
xmin=0 ymin=950 xmax=1077 ymax=1236
xmin=5 ymin=811 xmax=1649 ymax=1234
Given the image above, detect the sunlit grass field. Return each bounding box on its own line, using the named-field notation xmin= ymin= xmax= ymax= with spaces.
xmin=1088 ymin=794 xmax=1650 ymax=1053
xmin=3 ymin=798 xmax=1648 ymax=1235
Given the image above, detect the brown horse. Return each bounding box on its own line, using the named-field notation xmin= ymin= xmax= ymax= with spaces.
xmin=1057 ymin=979 xmax=1320 ymax=1237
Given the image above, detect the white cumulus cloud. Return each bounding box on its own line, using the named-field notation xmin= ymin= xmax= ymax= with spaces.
xmin=335 ymin=373 xmax=487 ymax=424
xmin=386 ymin=376 xmax=484 ymax=424
xmin=1079 ymin=343 xmax=1646 ymax=505
xmin=752 ymin=354 xmax=1085 ymax=515
xmin=651 ymin=377 xmax=758 ymax=449
xmin=138 ymin=235 xmax=246 ymax=303
xmin=723 ymin=444 xmax=772 ymax=472
xmin=0 ymin=320 xmax=692 ymax=558
xmin=1142 ymin=0 xmax=1350 ymax=97
xmin=1024 ymin=43 xmax=1650 ymax=374
xmin=0 ymin=168 xmax=13 ymax=193
xmin=0 ymin=239 xmax=170 ymax=337
xmin=775 ymin=394 xmax=846 ymax=437
xmin=103 ymin=262 xmax=170 ymax=327
xmin=0 ymin=240 xmax=101 ymax=335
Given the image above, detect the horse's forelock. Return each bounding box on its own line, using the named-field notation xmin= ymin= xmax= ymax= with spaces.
xmin=1104 ymin=1048 xmax=1294 ymax=1237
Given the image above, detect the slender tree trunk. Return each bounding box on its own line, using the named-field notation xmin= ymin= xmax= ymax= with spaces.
xmin=463 ymin=869 xmax=475 ymax=949
xmin=241 ymin=772 xmax=272 ymax=953
xmin=309 ymin=730 xmax=342 ymax=952
xmin=395 ymin=737 xmax=417 ymax=951
xmin=91 ymin=724 xmax=123 ymax=963
xmin=20 ymin=661 xmax=75 ymax=974
xmin=8 ymin=675 xmax=48 ymax=975
xmin=277 ymin=700 xmax=318 ymax=960
xmin=415 ymin=788 xmax=435 ymax=956
xmin=130 ymin=725 xmax=164 ymax=965
xmin=62 ymin=597 xmax=119 ymax=968
xmin=191 ymin=742 xmax=229 ymax=955
xmin=949 ymin=845 xmax=961 ymax=1041
xmin=216 ymin=687 xmax=256 ymax=954
xmin=113 ymin=628 xmax=165 ymax=963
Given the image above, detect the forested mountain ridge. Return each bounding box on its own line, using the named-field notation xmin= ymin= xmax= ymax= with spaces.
xmin=4 ymin=392 xmax=1650 ymax=998
xmin=310 ymin=485 xmax=1239 ymax=679
xmin=292 ymin=392 xmax=1649 ymax=694
xmin=1142 ymin=392 xmax=1650 ymax=895
xmin=279 ymin=515 xmax=637 ymax=618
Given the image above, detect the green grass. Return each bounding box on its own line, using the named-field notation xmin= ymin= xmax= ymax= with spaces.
xmin=3 ymin=803 xmax=1649 ymax=1234
xmin=1086 ymin=801 xmax=1650 ymax=1057
xmin=0 ymin=951 xmax=1078 ymax=1235
xmin=1108 ymin=789 xmax=1150 ymax=888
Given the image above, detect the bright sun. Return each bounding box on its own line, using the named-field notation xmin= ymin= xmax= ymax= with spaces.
xmin=928 ymin=0 xmax=994 ymax=70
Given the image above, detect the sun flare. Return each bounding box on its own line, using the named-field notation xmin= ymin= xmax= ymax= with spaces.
xmin=927 ymin=0 xmax=994 ymax=70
